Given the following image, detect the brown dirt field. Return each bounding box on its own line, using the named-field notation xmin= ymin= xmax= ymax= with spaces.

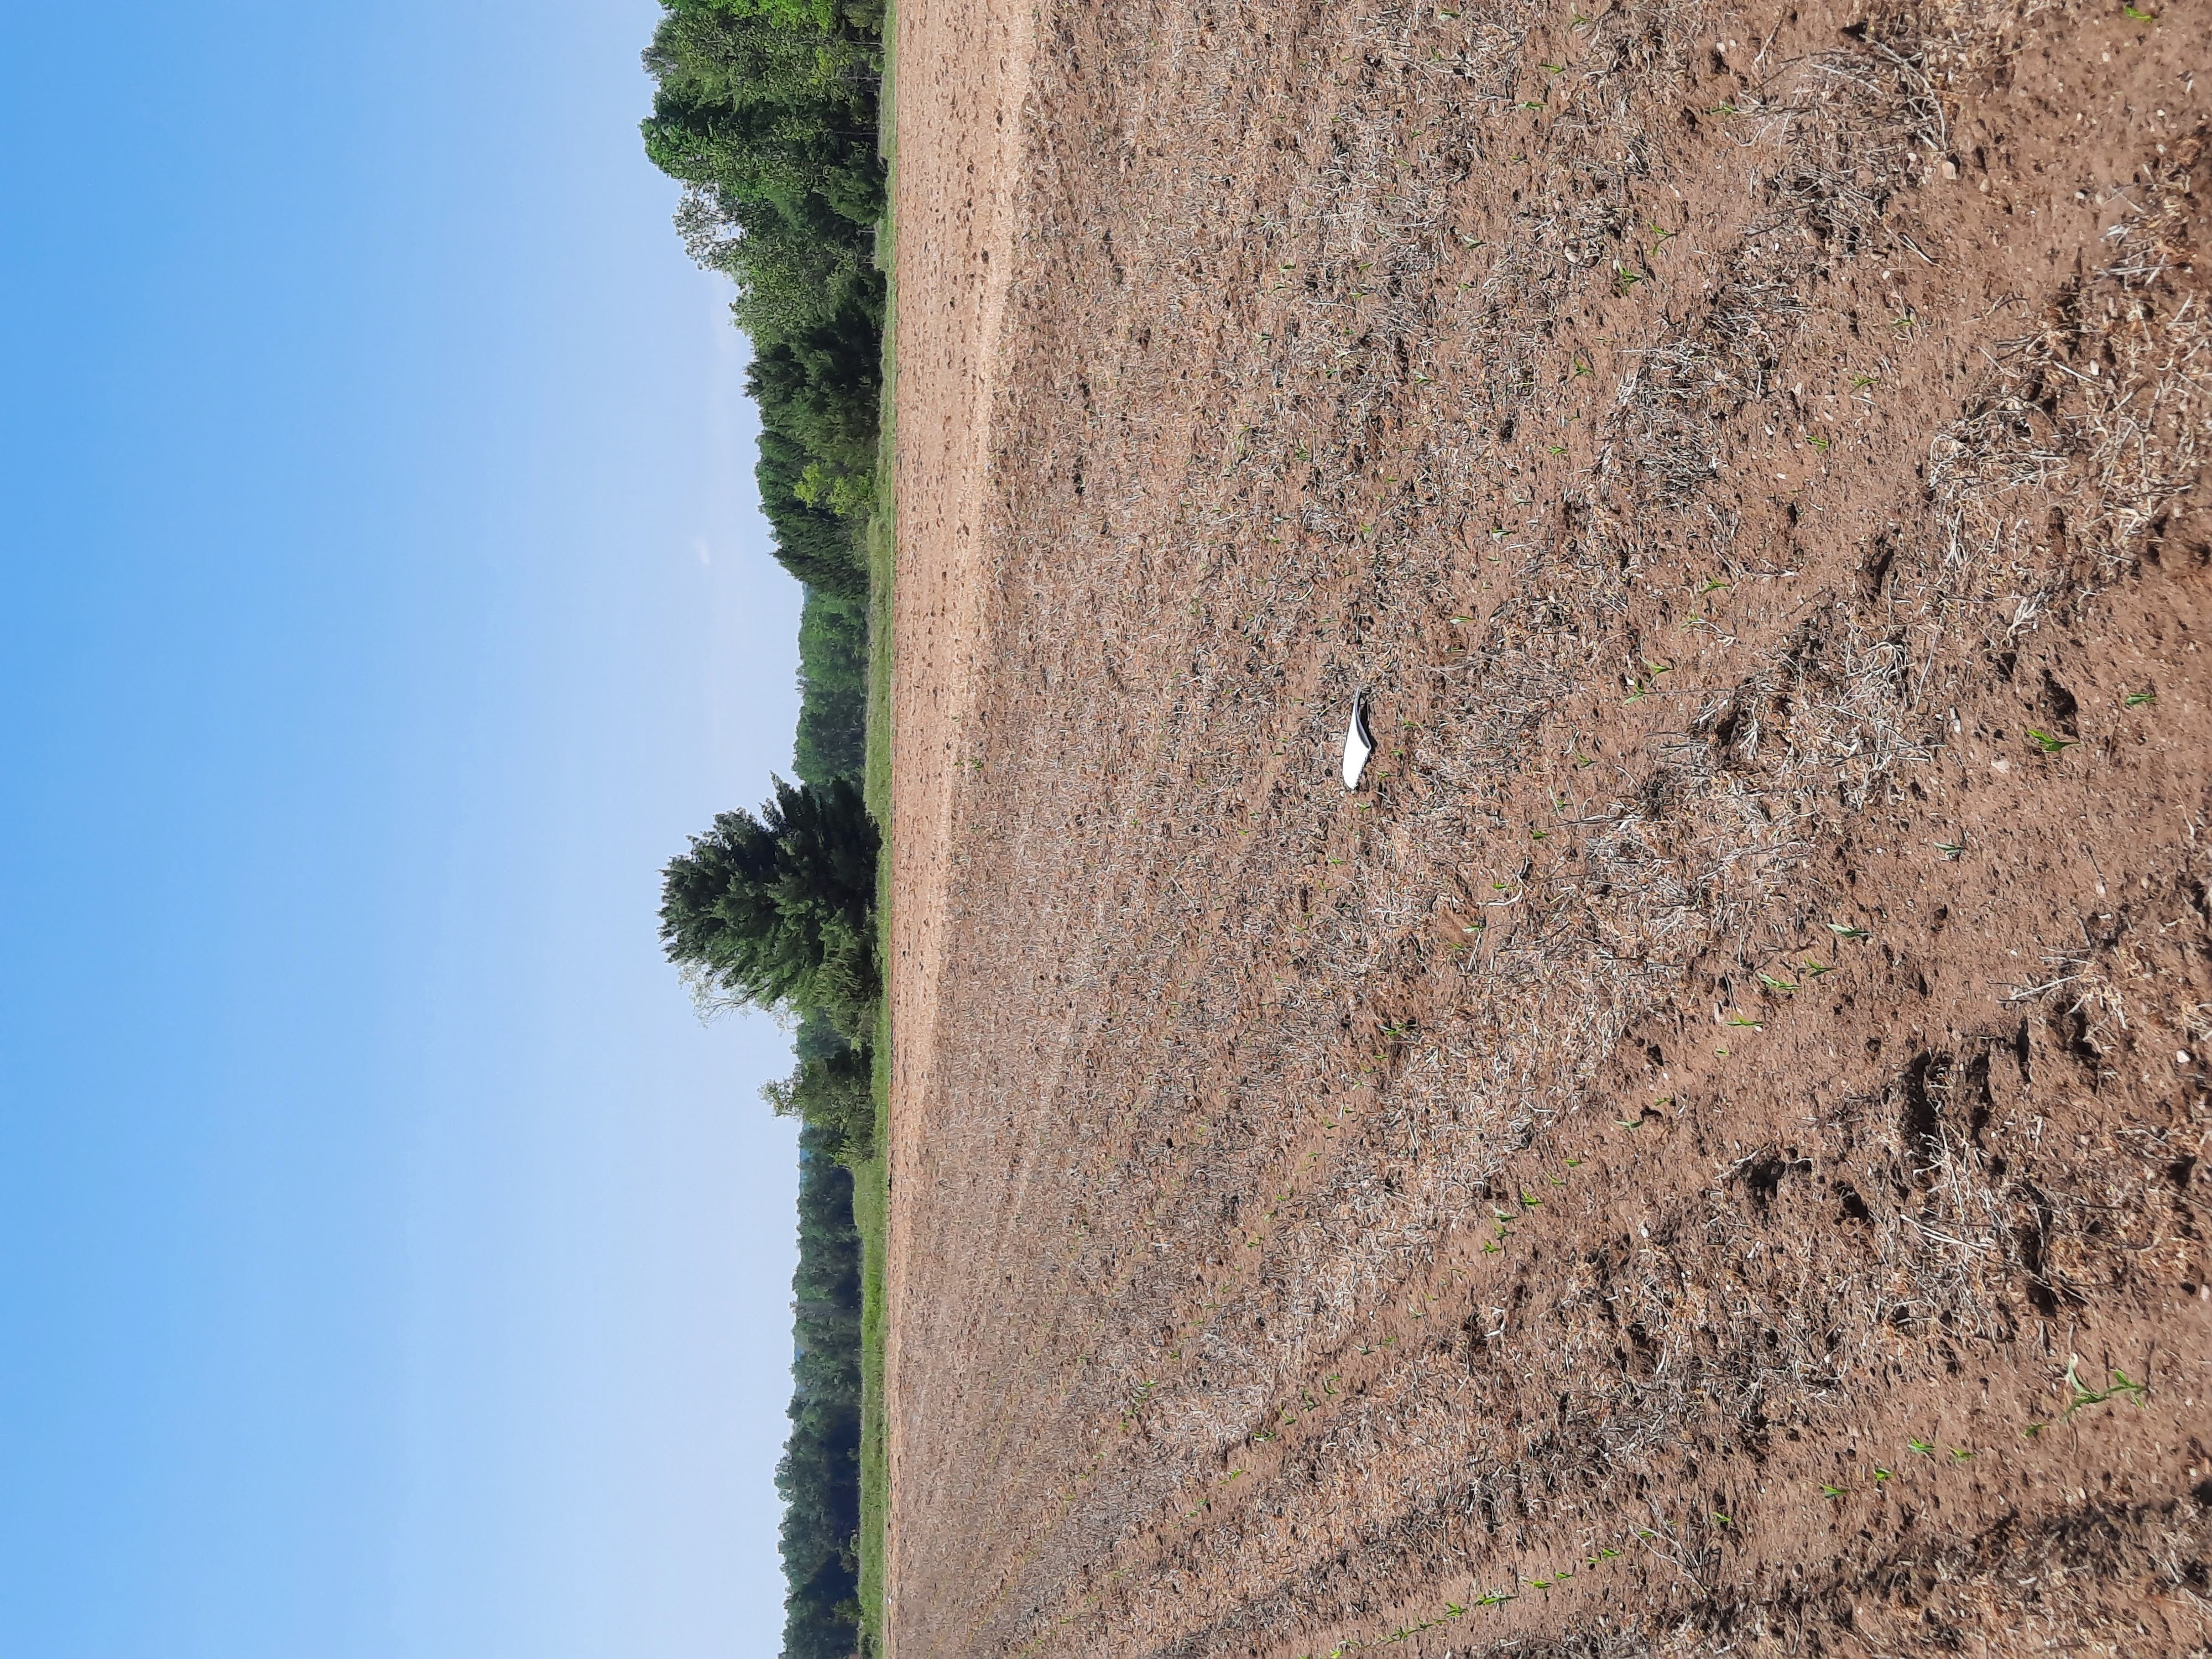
xmin=883 ymin=0 xmax=1034 ymax=1642
xmin=885 ymin=2 xmax=2212 ymax=1655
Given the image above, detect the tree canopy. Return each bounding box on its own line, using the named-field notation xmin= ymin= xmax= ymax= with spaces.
xmin=641 ymin=0 xmax=886 ymax=597
xmin=776 ymin=1118 xmax=866 ymax=1657
xmin=658 ymin=775 xmax=881 ymax=1041
xmin=640 ymin=3 xmax=887 ymax=1651
xmin=762 ymin=1037 xmax=876 ymax=1166
xmin=792 ymin=589 xmax=868 ymax=786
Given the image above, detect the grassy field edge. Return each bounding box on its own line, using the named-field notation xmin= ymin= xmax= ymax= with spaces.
xmin=854 ymin=9 xmax=896 ymax=1652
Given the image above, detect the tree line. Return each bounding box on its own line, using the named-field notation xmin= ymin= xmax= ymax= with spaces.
xmin=640 ymin=2 xmax=889 ymax=1655
xmin=641 ymin=0 xmax=885 ymax=603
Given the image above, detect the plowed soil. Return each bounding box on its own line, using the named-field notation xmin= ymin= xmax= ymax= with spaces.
xmin=886 ymin=2 xmax=2212 ymax=1655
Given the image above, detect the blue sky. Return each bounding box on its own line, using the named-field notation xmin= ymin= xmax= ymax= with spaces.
xmin=0 ymin=3 xmax=807 ymax=1654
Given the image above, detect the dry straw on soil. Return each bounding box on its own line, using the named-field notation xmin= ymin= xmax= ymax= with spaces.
xmin=886 ymin=0 xmax=2212 ymax=1654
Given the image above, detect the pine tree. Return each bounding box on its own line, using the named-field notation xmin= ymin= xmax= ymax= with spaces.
xmin=658 ymin=775 xmax=880 ymax=1040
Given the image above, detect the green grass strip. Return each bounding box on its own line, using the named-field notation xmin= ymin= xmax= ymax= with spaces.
xmin=855 ymin=9 xmax=897 ymax=1652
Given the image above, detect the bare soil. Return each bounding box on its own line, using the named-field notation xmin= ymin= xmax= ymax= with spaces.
xmin=886 ymin=2 xmax=2212 ymax=1655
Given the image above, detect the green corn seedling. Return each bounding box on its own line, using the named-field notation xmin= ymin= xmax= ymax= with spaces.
xmin=2063 ymin=1356 xmax=2150 ymax=1416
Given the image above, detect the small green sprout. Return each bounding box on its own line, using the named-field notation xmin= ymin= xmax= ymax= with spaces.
xmin=1808 ymin=434 xmax=1831 ymax=453
xmin=2027 ymin=727 xmax=2076 ymax=754
xmin=1727 ymin=1015 xmax=1764 ymax=1029
xmin=1699 ymin=576 xmax=1729 ymax=595
xmin=1712 ymin=1511 xmax=1731 ymax=1527
xmin=1907 ymin=1438 xmax=1936 ymax=1458
xmin=1820 ymin=1484 xmax=1849 ymax=1498
xmin=1615 ymin=267 xmax=1643 ymax=295
xmin=1872 ymin=1467 xmax=1894 ymax=1483
xmin=1801 ymin=959 xmax=1834 ymax=978
xmin=1614 ymin=1117 xmax=1642 ymax=1129
xmin=1936 ymin=838 xmax=1966 ymax=859
xmin=1949 ymin=1447 xmax=1974 ymax=1462
xmin=1759 ymin=972 xmax=1798 ymax=994
xmin=2063 ymin=1355 xmax=2150 ymax=1416
xmin=1850 ymin=373 xmax=1876 ymax=390
xmin=1474 ymin=1589 xmax=1516 ymax=1607
xmin=2123 ymin=2 xmax=2156 ymax=19
xmin=1520 ymin=1191 xmax=1542 ymax=1209
xmin=2125 ymin=688 xmax=2157 ymax=707
xmin=2022 ymin=1421 xmax=2045 ymax=1438
xmin=1827 ymin=922 xmax=1870 ymax=941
